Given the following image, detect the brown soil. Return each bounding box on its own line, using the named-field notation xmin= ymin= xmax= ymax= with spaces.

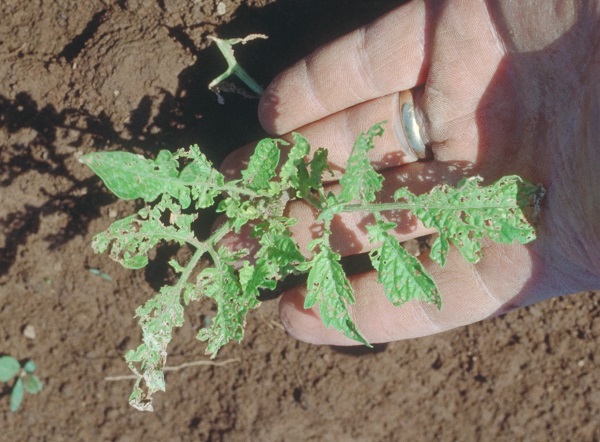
xmin=1 ymin=1 xmax=598 ymax=441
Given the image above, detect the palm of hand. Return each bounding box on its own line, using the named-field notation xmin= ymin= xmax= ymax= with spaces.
xmin=223 ymin=0 xmax=600 ymax=345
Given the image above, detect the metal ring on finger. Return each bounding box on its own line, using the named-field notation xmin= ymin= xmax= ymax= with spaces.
xmin=399 ymin=89 xmax=428 ymax=159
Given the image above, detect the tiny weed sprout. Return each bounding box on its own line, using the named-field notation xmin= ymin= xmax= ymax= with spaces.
xmin=0 ymin=356 xmax=43 ymax=412
xmin=82 ymin=123 xmax=542 ymax=411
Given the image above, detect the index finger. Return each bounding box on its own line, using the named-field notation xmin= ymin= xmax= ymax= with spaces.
xmin=258 ymin=0 xmax=429 ymax=135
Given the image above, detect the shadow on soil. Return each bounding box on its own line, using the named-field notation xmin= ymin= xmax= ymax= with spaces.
xmin=0 ymin=1 xmax=403 ymax=281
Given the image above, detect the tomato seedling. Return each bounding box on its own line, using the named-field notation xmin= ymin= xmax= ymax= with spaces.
xmin=82 ymin=123 xmax=541 ymax=411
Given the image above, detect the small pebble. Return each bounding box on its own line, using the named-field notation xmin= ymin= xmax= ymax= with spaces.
xmin=217 ymin=2 xmax=227 ymax=15
xmin=23 ymin=324 xmax=36 ymax=340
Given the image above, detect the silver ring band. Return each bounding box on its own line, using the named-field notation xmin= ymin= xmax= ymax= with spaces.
xmin=399 ymin=89 xmax=427 ymax=159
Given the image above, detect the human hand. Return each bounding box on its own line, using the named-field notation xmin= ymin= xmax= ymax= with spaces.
xmin=222 ymin=0 xmax=600 ymax=345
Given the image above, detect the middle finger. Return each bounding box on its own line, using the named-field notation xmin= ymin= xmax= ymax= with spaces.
xmin=221 ymin=90 xmax=427 ymax=182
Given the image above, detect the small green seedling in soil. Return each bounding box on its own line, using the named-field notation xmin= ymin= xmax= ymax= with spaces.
xmin=0 ymin=356 xmax=43 ymax=412
xmin=81 ymin=123 xmax=542 ymax=411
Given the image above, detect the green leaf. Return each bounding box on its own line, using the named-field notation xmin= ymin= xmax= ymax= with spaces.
xmin=81 ymin=150 xmax=177 ymax=202
xmin=252 ymin=218 xmax=305 ymax=276
xmin=197 ymin=259 xmax=260 ymax=356
xmin=93 ymin=196 xmax=195 ymax=269
xmin=239 ymin=260 xmax=275 ymax=296
xmin=338 ymin=123 xmax=384 ymax=203
xmin=22 ymin=374 xmax=42 ymax=394
xmin=23 ymin=360 xmax=36 ymax=374
xmin=394 ymin=175 xmax=538 ymax=266
xmin=239 ymin=224 xmax=305 ymax=300
xmin=307 ymin=148 xmax=331 ymax=192
xmin=10 ymin=378 xmax=24 ymax=412
xmin=367 ymin=222 xmax=441 ymax=308
xmin=127 ymin=381 xmax=148 ymax=412
xmin=124 ymin=284 xmax=186 ymax=409
xmin=82 ymin=146 xmax=225 ymax=210
xmin=217 ymin=195 xmax=255 ymax=232
xmin=302 ymin=242 xmax=369 ymax=346
xmin=0 ymin=356 xmax=20 ymax=382
xmin=241 ymin=138 xmax=281 ymax=191
xmin=279 ymin=133 xmax=310 ymax=193
xmin=178 ymin=145 xmax=225 ymax=209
